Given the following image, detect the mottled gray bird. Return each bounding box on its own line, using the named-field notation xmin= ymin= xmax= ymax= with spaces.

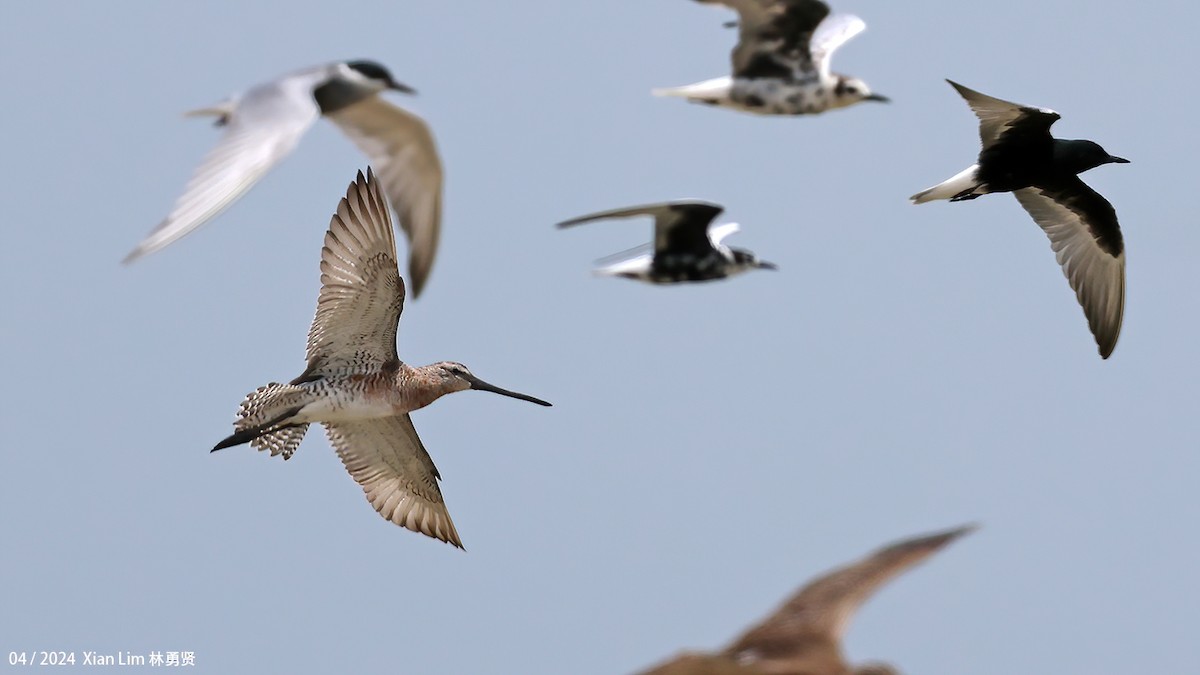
xmin=125 ymin=60 xmax=444 ymax=297
xmin=637 ymin=524 xmax=975 ymax=675
xmin=654 ymin=0 xmax=887 ymax=115
xmin=211 ymin=169 xmax=550 ymax=548
xmin=912 ymin=80 xmax=1128 ymax=358
xmin=557 ymin=200 xmax=776 ymax=283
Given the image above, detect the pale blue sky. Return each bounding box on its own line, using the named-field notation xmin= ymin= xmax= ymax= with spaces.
xmin=2 ymin=1 xmax=1196 ymax=673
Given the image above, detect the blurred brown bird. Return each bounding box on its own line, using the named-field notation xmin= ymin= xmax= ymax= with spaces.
xmin=636 ymin=524 xmax=976 ymax=675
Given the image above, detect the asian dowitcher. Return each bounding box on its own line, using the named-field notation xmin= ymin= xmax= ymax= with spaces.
xmin=911 ymin=80 xmax=1128 ymax=358
xmin=124 ymin=60 xmax=444 ymax=297
xmin=637 ymin=524 xmax=975 ymax=675
xmin=211 ymin=168 xmax=550 ymax=548
xmin=557 ymin=200 xmax=776 ymax=283
xmin=654 ymin=0 xmax=888 ymax=115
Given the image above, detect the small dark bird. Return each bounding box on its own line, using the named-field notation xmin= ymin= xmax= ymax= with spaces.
xmin=654 ymin=0 xmax=887 ymax=115
xmin=557 ymin=200 xmax=776 ymax=284
xmin=911 ymin=80 xmax=1128 ymax=358
xmin=636 ymin=525 xmax=976 ymax=675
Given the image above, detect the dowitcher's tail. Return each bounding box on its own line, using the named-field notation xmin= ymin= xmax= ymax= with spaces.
xmin=211 ymin=383 xmax=313 ymax=459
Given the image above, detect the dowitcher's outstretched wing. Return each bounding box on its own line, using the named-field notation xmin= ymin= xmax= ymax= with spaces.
xmin=723 ymin=525 xmax=976 ymax=667
xmin=947 ymin=80 xmax=1060 ymax=149
xmin=325 ymin=414 xmax=462 ymax=547
xmin=697 ymin=0 xmax=831 ymax=79
xmin=1014 ymin=180 xmax=1125 ymax=358
xmin=326 ymin=97 xmax=443 ymax=297
xmin=303 ymin=169 xmax=405 ymax=377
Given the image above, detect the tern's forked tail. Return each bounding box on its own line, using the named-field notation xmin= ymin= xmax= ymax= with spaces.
xmin=211 ymin=383 xmax=313 ymax=459
xmin=910 ymin=164 xmax=983 ymax=204
xmin=652 ymin=76 xmax=733 ymax=102
xmin=183 ymin=98 xmax=237 ymax=126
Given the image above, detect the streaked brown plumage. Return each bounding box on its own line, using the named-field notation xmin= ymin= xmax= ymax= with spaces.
xmin=211 ymin=169 xmax=550 ymax=549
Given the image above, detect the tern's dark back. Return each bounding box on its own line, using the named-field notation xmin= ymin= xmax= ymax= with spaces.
xmin=650 ymin=250 xmax=735 ymax=283
xmin=976 ymin=130 xmax=1054 ymax=193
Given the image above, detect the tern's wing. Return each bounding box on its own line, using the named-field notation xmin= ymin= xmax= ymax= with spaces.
xmin=301 ymin=169 xmax=405 ymax=378
xmin=123 ymin=81 xmax=320 ymax=263
xmin=697 ymin=0 xmax=831 ymax=79
xmin=947 ymin=79 xmax=1059 ymax=148
xmin=558 ymin=200 xmax=724 ymax=257
xmin=707 ymin=222 xmax=741 ymax=247
xmin=326 ymin=96 xmax=444 ymax=298
xmin=1014 ymin=180 xmax=1126 ymax=358
xmin=810 ymin=13 xmax=866 ymax=78
xmin=724 ymin=525 xmax=976 ymax=664
xmin=326 ymin=414 xmax=462 ymax=548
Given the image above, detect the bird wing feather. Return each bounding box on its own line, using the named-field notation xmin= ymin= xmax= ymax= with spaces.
xmin=1014 ymin=181 xmax=1125 ymax=358
xmin=947 ymin=79 xmax=1059 ymax=148
xmin=698 ymin=0 xmax=832 ymax=79
xmin=557 ymin=200 xmax=724 ymax=257
xmin=326 ymin=414 xmax=461 ymax=548
xmin=810 ymin=13 xmax=866 ymax=78
xmin=724 ymin=525 xmax=976 ymax=663
xmin=326 ymin=96 xmax=444 ymax=298
xmin=304 ymin=169 xmax=405 ymax=376
xmin=124 ymin=81 xmax=321 ymax=262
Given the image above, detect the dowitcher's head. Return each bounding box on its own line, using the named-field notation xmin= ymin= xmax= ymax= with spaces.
xmin=431 ymin=362 xmax=552 ymax=407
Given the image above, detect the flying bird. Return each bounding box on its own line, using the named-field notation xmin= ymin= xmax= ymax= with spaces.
xmin=557 ymin=200 xmax=776 ymax=283
xmin=125 ymin=60 xmax=444 ymax=297
xmin=211 ymin=169 xmax=550 ymax=548
xmin=637 ymin=524 xmax=976 ymax=675
xmin=654 ymin=0 xmax=887 ymax=115
xmin=911 ymin=80 xmax=1128 ymax=358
